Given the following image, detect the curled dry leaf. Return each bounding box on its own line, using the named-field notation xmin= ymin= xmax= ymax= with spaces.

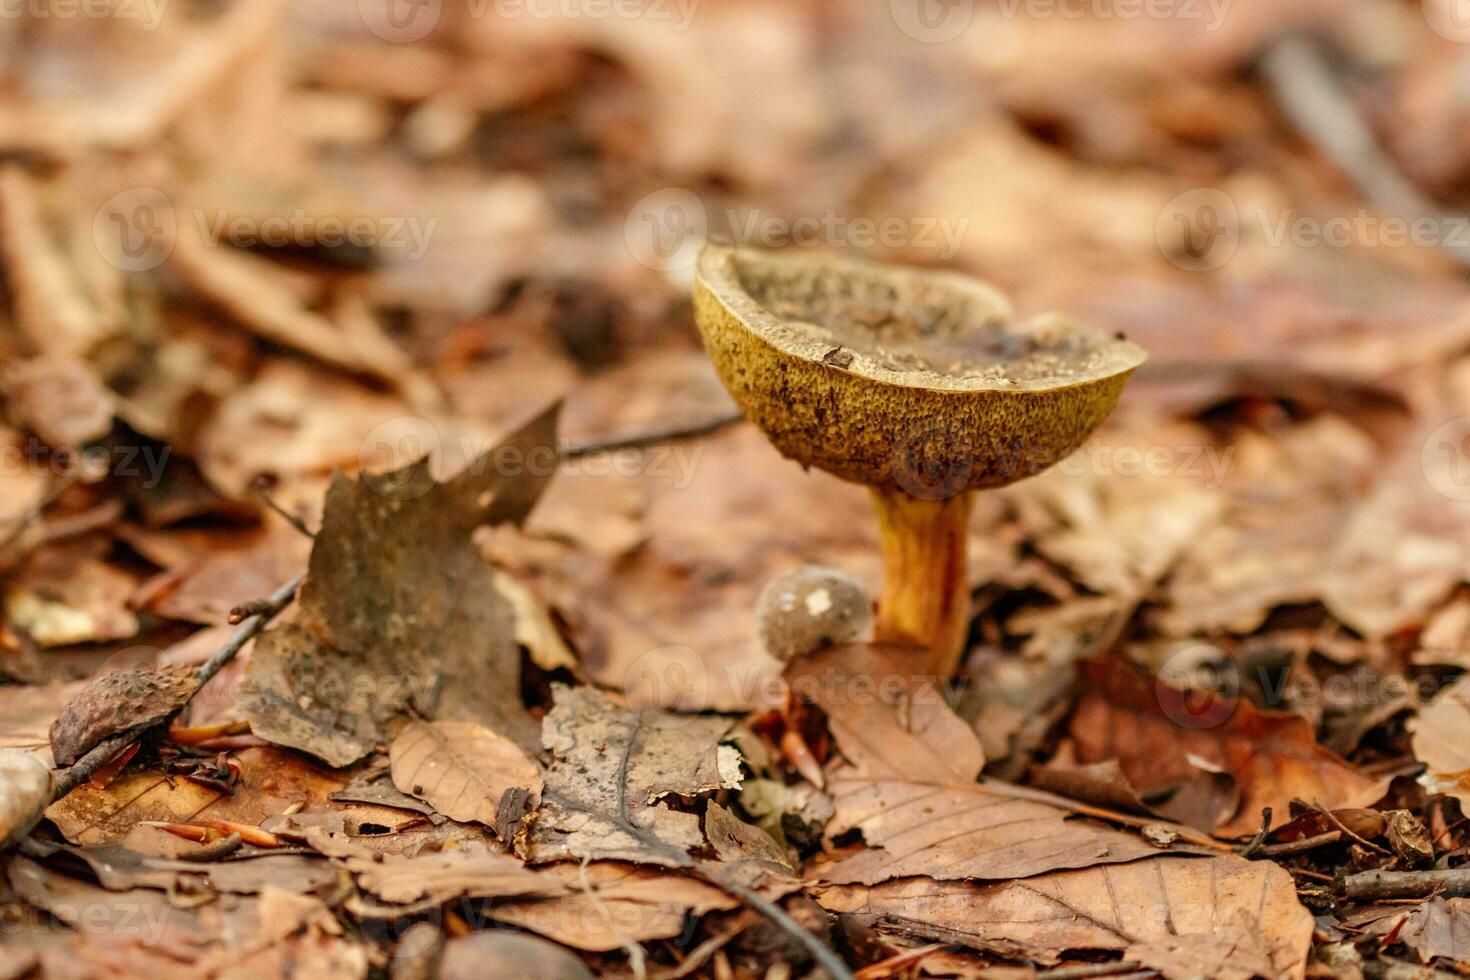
xmin=0 ymin=749 xmax=51 ymax=847
xmin=241 ymin=404 xmax=560 ymax=767
xmin=818 ymin=854 xmax=1312 ymax=979
xmin=524 ymin=685 xmax=742 ymax=866
xmin=1068 ymin=656 xmax=1387 ymax=836
xmin=786 ymin=643 xmax=984 ymax=784
xmin=389 ymin=720 xmax=542 ymax=831
xmin=49 ymin=664 xmax=200 ymax=767
xmin=704 ymin=801 xmax=800 ymax=893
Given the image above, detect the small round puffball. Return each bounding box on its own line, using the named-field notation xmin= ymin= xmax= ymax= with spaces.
xmin=756 ymin=566 xmax=872 ymax=662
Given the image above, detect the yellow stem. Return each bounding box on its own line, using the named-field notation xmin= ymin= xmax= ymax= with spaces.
xmin=870 ymin=486 xmax=975 ymax=677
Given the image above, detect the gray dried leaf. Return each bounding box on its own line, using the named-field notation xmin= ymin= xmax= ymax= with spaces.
xmin=523 ymin=685 xmax=742 ymax=867
xmin=241 ymin=404 xmax=560 ymax=767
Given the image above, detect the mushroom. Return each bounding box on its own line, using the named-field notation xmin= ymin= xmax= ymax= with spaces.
xmin=693 ymin=243 xmax=1146 ymax=676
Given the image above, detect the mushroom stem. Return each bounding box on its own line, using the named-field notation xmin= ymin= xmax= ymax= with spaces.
xmin=869 ymin=486 xmax=974 ymax=677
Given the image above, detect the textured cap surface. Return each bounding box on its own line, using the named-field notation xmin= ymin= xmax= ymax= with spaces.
xmin=693 ymin=243 xmax=1146 ymax=492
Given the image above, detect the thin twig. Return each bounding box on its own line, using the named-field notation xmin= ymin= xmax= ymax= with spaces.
xmin=1313 ymin=799 xmax=1392 ymax=856
xmin=1238 ymin=807 xmax=1273 ymax=858
xmin=560 ymin=410 xmax=745 ymax=460
xmin=249 ymin=478 xmax=315 ymax=539
xmin=1257 ymin=830 xmax=1342 ymax=858
xmin=47 ymin=572 xmax=304 ymax=802
xmin=1344 ymin=868 xmax=1470 ymax=901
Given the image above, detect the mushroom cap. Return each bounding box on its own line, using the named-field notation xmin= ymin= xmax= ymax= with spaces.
xmin=693 ymin=243 xmax=1146 ymax=493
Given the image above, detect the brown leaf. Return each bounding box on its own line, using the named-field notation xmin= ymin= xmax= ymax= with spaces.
xmin=820 ymin=774 xmax=1186 ymax=886
xmin=1362 ymin=897 xmax=1470 ymax=965
xmin=37 ymin=841 xmax=338 ymax=896
xmin=817 ymin=854 xmax=1312 ymax=979
xmin=490 ymin=862 xmax=739 ymax=952
xmin=45 ymin=747 xmax=344 ymax=855
xmin=1031 ymin=747 xmax=1241 ymax=834
xmin=49 ymin=664 xmax=199 ymax=766
xmin=704 ymin=801 xmax=800 ymax=893
xmin=524 ymin=685 xmax=742 ymax=867
xmin=786 ymin=643 xmax=984 ymax=783
xmin=438 ymin=932 xmax=592 ymax=980
xmin=1411 ymin=673 xmax=1470 ymax=809
xmin=1069 ymin=656 xmax=1387 ymax=836
xmin=348 ymin=850 xmax=564 ymax=905
xmin=240 ymin=403 xmax=560 ymax=767
xmin=389 ymin=719 xmax=542 ymax=830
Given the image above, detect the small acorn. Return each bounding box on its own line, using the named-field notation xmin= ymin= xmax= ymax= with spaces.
xmin=756 ymin=566 xmax=872 ymax=662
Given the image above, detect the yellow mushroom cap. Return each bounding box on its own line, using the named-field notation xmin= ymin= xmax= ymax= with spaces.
xmin=693 ymin=243 xmax=1146 ymax=495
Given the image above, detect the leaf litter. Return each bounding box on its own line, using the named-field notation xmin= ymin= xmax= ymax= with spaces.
xmin=5 ymin=3 xmax=1470 ymax=979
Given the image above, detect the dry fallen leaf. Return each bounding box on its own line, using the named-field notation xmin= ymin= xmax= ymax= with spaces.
xmin=347 ymin=849 xmax=563 ymax=905
xmin=1069 ymin=656 xmax=1387 ymax=836
xmin=786 ymin=643 xmax=984 ymax=784
xmin=817 ymin=853 xmax=1312 ymax=979
xmin=524 ymin=684 xmax=742 ymax=866
xmin=820 ymin=774 xmax=1183 ymax=886
xmin=490 ymin=861 xmax=739 ymax=952
xmin=389 ymin=719 xmax=542 ymax=831
xmin=241 ymin=404 xmax=560 ymax=766
xmin=1361 ymin=897 xmax=1470 ymax=964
